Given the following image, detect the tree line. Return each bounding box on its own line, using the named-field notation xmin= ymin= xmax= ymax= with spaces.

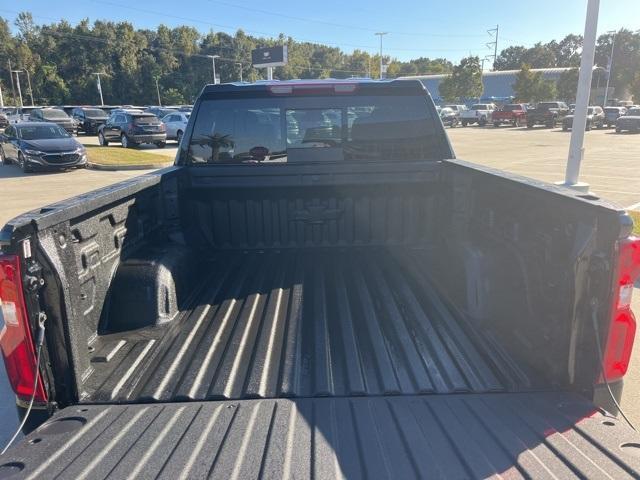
xmin=0 ymin=12 xmax=452 ymax=106
xmin=438 ymin=29 xmax=640 ymax=104
xmin=1 ymin=12 xmax=638 ymax=106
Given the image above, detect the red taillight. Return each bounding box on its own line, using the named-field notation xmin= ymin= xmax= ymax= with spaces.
xmin=0 ymin=254 xmax=47 ymax=402
xmin=602 ymin=236 xmax=640 ymax=382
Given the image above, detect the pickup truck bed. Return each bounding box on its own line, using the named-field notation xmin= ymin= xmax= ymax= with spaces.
xmin=5 ymin=392 xmax=640 ymax=479
xmin=83 ymin=248 xmax=529 ymax=403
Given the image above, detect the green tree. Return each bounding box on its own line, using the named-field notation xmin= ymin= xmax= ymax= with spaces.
xmin=163 ymin=87 xmax=185 ymax=105
xmin=513 ymin=64 xmax=557 ymax=102
xmin=630 ymin=73 xmax=640 ymax=104
xmin=438 ymin=56 xmax=482 ymax=102
xmin=556 ymin=68 xmax=579 ymax=102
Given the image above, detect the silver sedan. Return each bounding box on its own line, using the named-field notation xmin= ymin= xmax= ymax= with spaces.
xmin=161 ymin=112 xmax=190 ymax=143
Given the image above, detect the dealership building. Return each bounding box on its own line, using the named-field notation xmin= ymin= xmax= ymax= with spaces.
xmin=400 ymin=67 xmax=575 ymax=104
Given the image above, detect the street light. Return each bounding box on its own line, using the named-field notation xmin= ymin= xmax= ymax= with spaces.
xmin=92 ymin=72 xmax=107 ymax=106
xmin=603 ymin=30 xmax=617 ymax=107
xmin=375 ymin=32 xmax=388 ymax=80
xmin=560 ymin=0 xmax=600 ymax=192
xmin=10 ymin=70 xmax=23 ymax=108
xmin=236 ymin=62 xmax=243 ymax=82
xmin=155 ymin=77 xmax=162 ymax=106
xmin=206 ymin=55 xmax=220 ymax=84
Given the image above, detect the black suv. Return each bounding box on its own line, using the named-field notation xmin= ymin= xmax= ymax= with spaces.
xmin=526 ymin=101 xmax=570 ymax=128
xmin=98 ymin=112 xmax=167 ymax=148
xmin=72 ymin=107 xmax=109 ymax=134
xmin=28 ymin=108 xmax=77 ymax=134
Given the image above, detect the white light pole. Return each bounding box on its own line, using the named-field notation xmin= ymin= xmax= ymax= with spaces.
xmin=235 ymin=62 xmax=243 ymax=82
xmin=92 ymin=72 xmax=106 ymax=106
xmin=155 ymin=77 xmax=162 ymax=106
xmin=11 ymin=70 xmax=23 ymax=109
xmin=560 ymin=0 xmax=599 ymax=192
xmin=22 ymin=69 xmax=34 ymax=106
xmin=603 ymin=30 xmax=616 ymax=107
xmin=207 ymin=55 xmax=220 ymax=84
xmin=375 ymin=32 xmax=388 ymax=80
xmin=0 ymin=82 xmax=4 ymax=108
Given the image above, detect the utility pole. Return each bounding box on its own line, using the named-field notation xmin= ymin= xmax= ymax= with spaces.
xmin=23 ymin=69 xmax=34 ymax=106
xmin=8 ymin=60 xmax=16 ymax=105
xmin=11 ymin=70 xmax=23 ymax=109
xmin=235 ymin=62 xmax=243 ymax=82
xmin=155 ymin=77 xmax=161 ymax=106
xmin=487 ymin=25 xmax=499 ymax=70
xmin=0 ymin=82 xmax=4 ymax=108
xmin=560 ymin=0 xmax=599 ymax=192
xmin=92 ymin=72 xmax=106 ymax=106
xmin=375 ymin=32 xmax=388 ymax=80
xmin=206 ymin=55 xmax=220 ymax=84
xmin=603 ymin=30 xmax=616 ymax=107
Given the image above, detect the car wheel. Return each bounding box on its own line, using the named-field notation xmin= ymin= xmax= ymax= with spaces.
xmin=98 ymin=132 xmax=109 ymax=146
xmin=479 ymin=117 xmax=487 ymax=127
xmin=121 ymin=134 xmax=137 ymax=148
xmin=155 ymin=141 xmax=166 ymax=149
xmin=585 ymin=122 xmax=591 ymax=131
xmin=19 ymin=152 xmax=32 ymax=173
xmin=461 ymin=121 xmax=468 ymax=127
xmin=562 ymin=125 xmax=569 ymax=131
xmin=527 ymin=123 xmax=534 ymax=129
xmin=493 ymin=122 xmax=500 ymax=128
xmin=616 ymin=126 xmax=622 ymax=133
xmin=176 ymin=130 xmax=183 ymax=144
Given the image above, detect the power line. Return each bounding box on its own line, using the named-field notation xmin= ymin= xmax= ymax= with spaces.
xmin=206 ymin=0 xmax=489 ymax=38
xmin=1 ymin=5 xmax=486 ymax=55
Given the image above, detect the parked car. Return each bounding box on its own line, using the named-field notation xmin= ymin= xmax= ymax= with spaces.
xmin=604 ymin=107 xmax=628 ymax=127
xmin=492 ymin=103 xmax=527 ymax=127
xmin=2 ymin=79 xmax=640 ymax=475
xmin=439 ymin=107 xmax=458 ymax=127
xmin=526 ymin=101 xmax=570 ymax=128
xmin=562 ymin=106 xmax=605 ymax=131
xmin=460 ymin=103 xmax=496 ymax=126
xmin=443 ymin=104 xmax=468 ymax=115
xmin=616 ymin=107 xmax=640 ymax=133
xmin=5 ymin=106 xmax=39 ymax=124
xmin=71 ymin=107 xmax=109 ymax=134
xmin=28 ymin=108 xmax=77 ymax=135
xmin=161 ymin=111 xmax=191 ymax=142
xmin=98 ymin=111 xmax=167 ymax=148
xmin=145 ymin=106 xmax=178 ymax=118
xmin=0 ymin=122 xmax=87 ymax=172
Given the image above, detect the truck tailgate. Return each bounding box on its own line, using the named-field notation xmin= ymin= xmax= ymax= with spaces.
xmin=3 ymin=392 xmax=640 ymax=479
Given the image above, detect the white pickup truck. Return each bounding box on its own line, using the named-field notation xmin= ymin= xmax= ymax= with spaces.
xmin=460 ymin=103 xmax=496 ymax=126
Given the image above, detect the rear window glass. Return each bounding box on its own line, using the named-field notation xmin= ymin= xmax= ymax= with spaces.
xmin=503 ymin=104 xmax=522 ymax=111
xmin=471 ymin=104 xmax=489 ymax=110
xmin=133 ymin=115 xmax=160 ymax=125
xmin=187 ymin=95 xmax=442 ymax=164
xmin=41 ymin=109 xmax=69 ymax=119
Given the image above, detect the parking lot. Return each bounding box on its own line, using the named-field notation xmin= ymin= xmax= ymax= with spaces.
xmin=0 ymin=125 xmax=639 ymax=444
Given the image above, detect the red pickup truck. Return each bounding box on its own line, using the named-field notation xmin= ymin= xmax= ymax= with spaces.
xmin=492 ymin=103 xmax=528 ymax=127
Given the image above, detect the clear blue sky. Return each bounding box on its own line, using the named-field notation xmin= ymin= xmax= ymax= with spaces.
xmin=2 ymin=0 xmax=639 ymax=62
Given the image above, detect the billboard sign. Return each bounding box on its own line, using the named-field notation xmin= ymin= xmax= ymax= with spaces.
xmin=252 ymin=46 xmax=288 ymax=68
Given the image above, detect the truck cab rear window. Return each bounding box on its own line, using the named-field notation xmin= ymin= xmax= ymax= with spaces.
xmin=187 ymin=95 xmax=442 ymax=164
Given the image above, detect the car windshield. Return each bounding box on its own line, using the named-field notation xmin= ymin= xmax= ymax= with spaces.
xmin=84 ymin=108 xmax=107 ymax=117
xmin=503 ymin=105 xmax=521 ymax=111
xmin=188 ymin=94 xmax=443 ymax=164
xmin=471 ymin=105 xmax=488 ymax=110
xmin=133 ymin=115 xmax=161 ymax=125
xmin=41 ymin=109 xmax=69 ymax=119
xmin=537 ymin=103 xmax=558 ymax=109
xmin=18 ymin=124 xmax=70 ymax=140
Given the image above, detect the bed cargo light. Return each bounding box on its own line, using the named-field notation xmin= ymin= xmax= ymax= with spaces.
xmin=602 ymin=237 xmax=640 ymax=382
xmin=0 ymin=254 xmax=47 ymax=402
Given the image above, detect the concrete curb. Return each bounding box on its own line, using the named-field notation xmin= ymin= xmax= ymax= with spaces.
xmin=87 ymin=162 xmax=170 ymax=171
